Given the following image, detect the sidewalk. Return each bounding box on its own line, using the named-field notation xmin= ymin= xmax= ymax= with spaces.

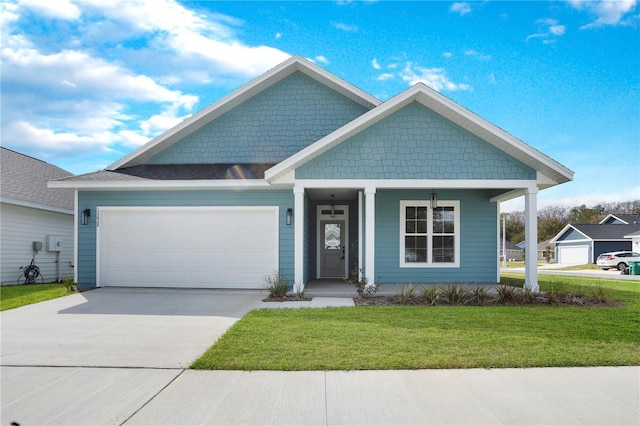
xmin=2 ymin=366 xmax=638 ymax=425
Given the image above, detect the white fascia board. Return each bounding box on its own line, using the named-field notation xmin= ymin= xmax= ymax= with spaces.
xmin=47 ymin=180 xmax=272 ymax=191
xmin=599 ymin=214 xmax=628 ymax=225
xmin=295 ymin=179 xmax=537 ymax=190
xmin=0 ymin=197 xmax=73 ymax=215
xmin=109 ymin=56 xmax=379 ymax=171
xmin=490 ymin=188 xmax=528 ymax=203
xmin=550 ymin=224 xmax=591 ymax=244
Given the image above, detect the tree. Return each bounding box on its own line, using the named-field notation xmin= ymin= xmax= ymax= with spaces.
xmin=569 ymin=204 xmax=605 ymax=224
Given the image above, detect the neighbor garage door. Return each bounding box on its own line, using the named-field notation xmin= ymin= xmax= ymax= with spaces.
xmin=98 ymin=207 xmax=278 ymax=288
xmin=557 ymin=245 xmax=589 ymax=264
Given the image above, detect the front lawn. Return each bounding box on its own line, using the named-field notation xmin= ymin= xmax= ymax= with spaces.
xmin=192 ymin=276 xmax=640 ymax=370
xmin=0 ymin=283 xmax=72 ymax=311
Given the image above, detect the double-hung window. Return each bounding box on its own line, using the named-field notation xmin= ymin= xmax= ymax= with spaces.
xmin=400 ymin=200 xmax=460 ymax=267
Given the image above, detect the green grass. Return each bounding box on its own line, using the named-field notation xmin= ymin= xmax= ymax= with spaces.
xmin=0 ymin=283 xmax=72 ymax=311
xmin=192 ymin=276 xmax=640 ymax=370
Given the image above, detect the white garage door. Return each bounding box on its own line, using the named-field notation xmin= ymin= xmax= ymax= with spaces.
xmin=557 ymin=245 xmax=589 ymax=264
xmin=98 ymin=207 xmax=278 ymax=288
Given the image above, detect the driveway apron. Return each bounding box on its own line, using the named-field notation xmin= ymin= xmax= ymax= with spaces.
xmin=0 ymin=287 xmax=265 ymax=368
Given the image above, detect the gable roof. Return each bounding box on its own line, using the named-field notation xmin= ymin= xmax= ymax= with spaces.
xmin=552 ymin=223 xmax=640 ymax=243
xmin=264 ymin=83 xmax=574 ymax=187
xmin=599 ymin=214 xmax=640 ymax=225
xmin=1 ymin=147 xmax=73 ymax=212
xmin=108 ymin=55 xmax=380 ymax=171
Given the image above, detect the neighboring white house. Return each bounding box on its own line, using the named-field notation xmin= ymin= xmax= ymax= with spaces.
xmin=625 ymin=230 xmax=640 ymax=253
xmin=1 ymin=148 xmax=74 ymax=284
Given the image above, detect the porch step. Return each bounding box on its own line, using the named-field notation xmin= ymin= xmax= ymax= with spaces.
xmin=258 ymin=297 xmax=355 ymax=309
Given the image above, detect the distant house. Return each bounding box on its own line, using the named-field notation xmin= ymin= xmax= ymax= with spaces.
xmin=551 ymin=217 xmax=640 ymax=265
xmin=624 ymin=229 xmax=640 ymax=253
xmin=500 ymin=240 xmax=523 ymax=261
xmin=509 ymin=239 xmax=553 ymax=261
xmin=0 ymin=148 xmax=74 ymax=284
xmin=599 ymin=214 xmax=640 ymax=225
xmin=537 ymin=239 xmax=554 ymax=262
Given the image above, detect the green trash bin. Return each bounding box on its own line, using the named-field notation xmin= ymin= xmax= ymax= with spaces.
xmin=628 ymin=261 xmax=640 ymax=275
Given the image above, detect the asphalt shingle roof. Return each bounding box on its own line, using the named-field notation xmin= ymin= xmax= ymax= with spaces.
xmin=55 ymin=163 xmax=275 ymax=182
xmin=602 ymin=214 xmax=640 ymax=225
xmin=1 ymin=147 xmax=73 ymax=211
xmin=572 ymin=223 xmax=640 ymax=240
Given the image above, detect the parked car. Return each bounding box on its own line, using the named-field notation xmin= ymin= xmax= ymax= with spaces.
xmin=596 ymin=251 xmax=640 ymax=271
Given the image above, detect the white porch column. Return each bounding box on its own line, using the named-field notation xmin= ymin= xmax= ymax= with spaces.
xmin=364 ymin=187 xmax=376 ymax=285
xmin=293 ymin=186 xmax=305 ymax=292
xmin=524 ymin=187 xmax=539 ymax=291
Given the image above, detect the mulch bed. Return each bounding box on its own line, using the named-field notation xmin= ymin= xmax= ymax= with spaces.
xmin=263 ymin=294 xmax=622 ymax=307
xmin=353 ymin=295 xmax=623 ymax=307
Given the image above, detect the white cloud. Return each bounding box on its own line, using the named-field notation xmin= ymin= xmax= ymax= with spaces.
xmin=464 ymin=49 xmax=492 ymax=61
xmin=443 ymin=52 xmax=453 ymax=58
xmin=569 ymin=0 xmax=638 ymax=28
xmin=275 ymin=32 xmax=282 ymax=39
xmin=376 ymin=73 xmax=395 ymax=81
xmin=21 ymin=0 xmax=81 ymax=20
xmin=315 ymin=55 xmax=330 ymax=65
xmin=1 ymin=0 xmax=294 ymax=167
xmin=371 ymin=58 xmax=381 ymax=69
xmin=450 ymin=2 xmax=471 ymax=16
xmin=331 ymin=21 xmax=359 ymax=32
xmin=74 ymin=0 xmax=290 ymax=78
xmin=527 ymin=18 xmax=566 ymax=42
xmin=400 ymin=62 xmax=471 ymax=92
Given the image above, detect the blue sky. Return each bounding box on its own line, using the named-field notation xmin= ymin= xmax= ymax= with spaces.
xmin=1 ymin=0 xmax=638 ymax=211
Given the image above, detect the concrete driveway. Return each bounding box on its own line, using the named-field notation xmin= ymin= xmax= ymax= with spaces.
xmin=0 ymin=287 xmax=265 ymax=368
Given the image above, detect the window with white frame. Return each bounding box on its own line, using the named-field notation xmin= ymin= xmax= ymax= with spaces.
xmin=400 ymin=200 xmax=460 ymax=267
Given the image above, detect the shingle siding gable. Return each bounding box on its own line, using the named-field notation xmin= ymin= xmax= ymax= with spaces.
xmin=147 ymin=72 xmax=370 ymax=165
xmin=296 ymin=102 xmax=536 ymax=180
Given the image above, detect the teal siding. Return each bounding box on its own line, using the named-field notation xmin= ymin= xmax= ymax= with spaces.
xmin=297 ymin=102 xmax=536 ymax=180
xmin=77 ymin=190 xmax=294 ymax=289
xmin=374 ymin=189 xmax=498 ymax=284
xmin=148 ymin=72 xmax=369 ymax=165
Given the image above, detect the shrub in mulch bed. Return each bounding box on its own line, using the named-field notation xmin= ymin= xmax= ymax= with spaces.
xmin=354 ymin=285 xmax=623 ymax=308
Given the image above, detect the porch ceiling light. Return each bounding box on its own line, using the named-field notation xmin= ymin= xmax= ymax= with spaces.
xmin=431 ymin=191 xmax=438 ymax=209
xmin=331 ymin=195 xmax=335 ymax=218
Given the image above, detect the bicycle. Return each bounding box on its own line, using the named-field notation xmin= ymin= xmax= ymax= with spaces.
xmin=17 ymin=255 xmax=44 ymax=285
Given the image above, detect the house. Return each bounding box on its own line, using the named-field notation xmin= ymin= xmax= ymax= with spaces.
xmin=500 ymin=240 xmax=523 ymax=262
xmin=624 ymin=230 xmax=640 ymax=253
xmin=600 ymin=214 xmax=640 ymax=225
xmin=49 ymin=56 xmax=573 ymax=292
xmin=1 ymin=148 xmax=74 ymax=284
xmin=551 ymin=222 xmax=640 ymax=265
xmin=538 ymin=239 xmax=555 ymax=262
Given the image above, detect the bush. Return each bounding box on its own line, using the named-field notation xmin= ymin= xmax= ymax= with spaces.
xmin=419 ymin=285 xmax=440 ymax=305
xmin=263 ymin=271 xmax=288 ymax=297
xmin=345 ymin=267 xmax=378 ymax=298
xmin=63 ymin=276 xmax=76 ymax=293
xmin=496 ymin=284 xmax=520 ymax=305
xmin=470 ymin=286 xmax=491 ymax=305
xmin=440 ymin=284 xmax=471 ymax=305
xmin=397 ymin=284 xmax=417 ymax=304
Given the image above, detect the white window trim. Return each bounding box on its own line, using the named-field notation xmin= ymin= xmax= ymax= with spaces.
xmin=399 ymin=200 xmax=460 ymax=268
